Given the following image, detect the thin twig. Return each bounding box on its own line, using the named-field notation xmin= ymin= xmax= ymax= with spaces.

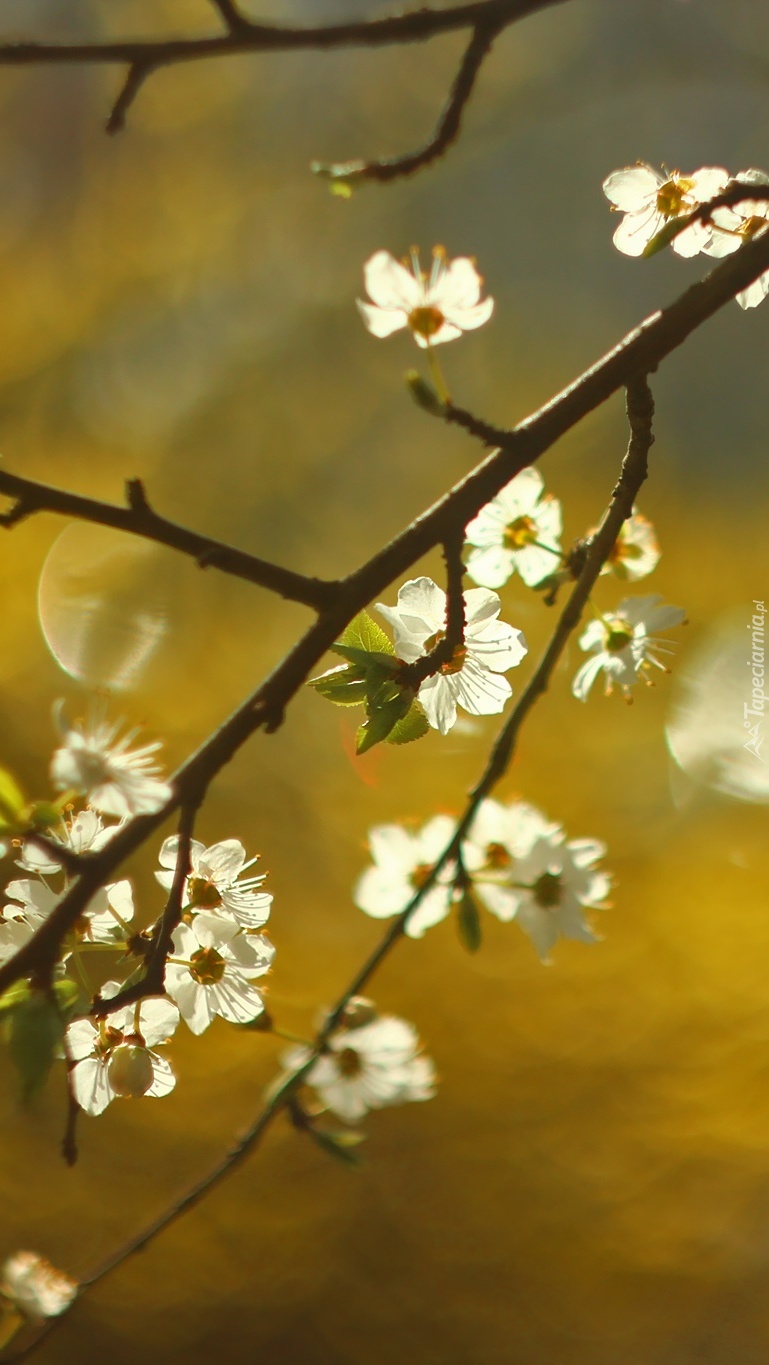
xmin=0 ymin=1 xmax=566 ymax=69
xmin=105 ymin=61 xmax=155 ymax=134
xmin=91 ymin=802 xmax=199 ymax=1016
xmin=317 ymin=19 xmax=503 ymax=186
xmin=0 ymin=472 xmax=338 ymax=612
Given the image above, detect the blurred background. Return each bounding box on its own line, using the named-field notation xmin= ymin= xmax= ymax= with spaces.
xmin=1 ymin=0 xmax=769 ymax=1360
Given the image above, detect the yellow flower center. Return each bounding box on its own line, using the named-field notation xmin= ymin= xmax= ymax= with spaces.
xmin=739 ymin=214 xmax=768 ymax=241
xmin=485 ymin=841 xmax=512 ymax=870
xmin=605 ymin=620 xmax=633 ymax=653
xmin=408 ymin=305 xmax=444 ymax=339
xmin=337 ymin=1046 xmax=363 ymax=1078
xmin=503 ymin=515 xmax=537 ymax=550
xmin=189 ymin=946 xmax=226 ymax=985
xmin=655 ymin=175 xmax=695 ymax=219
xmin=533 ymin=871 xmax=562 ymax=909
xmin=410 ymin=862 xmax=434 ymax=890
xmin=187 ymin=877 xmax=222 ymax=910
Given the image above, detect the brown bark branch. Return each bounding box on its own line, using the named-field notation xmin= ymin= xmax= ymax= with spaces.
xmin=1 ymin=233 xmax=768 ymax=1005
xmin=0 ymin=472 xmax=338 ymax=612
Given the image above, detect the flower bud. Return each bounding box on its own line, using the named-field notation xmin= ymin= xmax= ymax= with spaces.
xmin=107 ymin=1044 xmax=154 ymax=1098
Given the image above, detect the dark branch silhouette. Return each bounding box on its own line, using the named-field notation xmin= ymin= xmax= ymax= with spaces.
xmin=1 ymin=229 xmax=768 ymax=1008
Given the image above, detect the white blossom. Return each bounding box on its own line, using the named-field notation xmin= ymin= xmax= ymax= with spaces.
xmin=156 ymin=836 xmax=272 ymax=929
xmin=464 ymin=467 xmax=563 ymax=589
xmin=705 ymin=168 xmax=769 ymax=308
xmin=601 ymin=512 xmax=660 ymax=582
xmin=357 ymin=247 xmax=493 ymax=348
xmin=165 ymin=912 xmax=274 ymax=1035
xmin=354 ymin=814 xmax=457 ymax=939
xmin=18 ymin=809 xmax=121 ymax=875
xmin=283 ymin=1010 xmax=436 ymax=1124
xmin=572 ymin=595 xmax=686 ymax=702
xmin=376 ymin=577 xmax=527 ymax=735
xmin=66 ymin=989 xmax=179 ymax=1117
xmin=2 ymin=873 xmax=134 ymax=947
xmin=465 ymin=804 xmax=610 ymax=960
xmin=50 ymin=702 xmax=172 ymax=818
xmin=0 ymin=1252 xmax=77 ymax=1319
xmin=603 ymin=163 xmax=730 ymax=257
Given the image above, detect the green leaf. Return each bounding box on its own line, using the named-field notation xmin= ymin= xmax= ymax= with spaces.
xmin=336 ymin=611 xmax=395 ymax=658
xmin=356 ymin=689 xmax=413 ymax=754
xmin=304 ymin=1124 xmax=364 ymax=1168
xmin=386 ymin=698 xmax=430 ymax=746
xmin=642 ymin=213 xmax=695 ymax=257
xmin=0 ymin=765 xmax=26 ymax=827
xmin=456 ymin=888 xmax=483 ymax=953
xmin=331 ymin=644 xmax=400 ymax=674
xmin=5 ymin=992 xmax=66 ymax=1099
xmin=0 ymin=979 xmax=32 ymax=1015
xmin=307 ymin=664 xmax=370 ymax=706
xmin=52 ymin=978 xmax=85 ymax=1020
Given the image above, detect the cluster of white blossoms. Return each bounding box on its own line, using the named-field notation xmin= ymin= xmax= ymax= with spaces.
xmin=282 ymin=998 xmax=436 ymax=1126
xmin=603 ymin=163 xmax=769 ymax=308
xmin=0 ymin=809 xmax=133 ymax=969
xmin=0 ymin=706 xmax=277 ymax=1116
xmin=377 ymin=577 xmax=528 ymax=735
xmin=355 ymin=797 xmax=610 ymax=961
xmin=0 ymin=1251 xmax=77 ymax=1322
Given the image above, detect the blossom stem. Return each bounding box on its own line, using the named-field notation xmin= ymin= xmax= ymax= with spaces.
xmin=425 ymin=343 xmax=451 ymax=404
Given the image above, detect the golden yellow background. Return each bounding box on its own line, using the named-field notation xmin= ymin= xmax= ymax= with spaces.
xmin=1 ymin=1 xmax=769 ymax=1361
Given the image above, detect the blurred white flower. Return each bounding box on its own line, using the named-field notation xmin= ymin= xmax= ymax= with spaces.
xmin=464 ymin=467 xmax=562 ymax=589
xmin=0 ymin=1251 xmax=77 ymax=1319
xmin=283 ymin=1011 xmax=436 ymax=1124
xmin=600 ymin=512 xmax=660 ymax=582
xmin=464 ymin=799 xmax=610 ymax=960
xmin=354 ymin=814 xmax=457 ymax=938
xmin=464 ymin=797 xmax=562 ymax=872
xmin=603 ymin=163 xmax=730 ymax=257
xmin=357 ymin=247 xmax=493 ymax=348
xmin=50 ymin=702 xmax=172 ymax=818
xmin=572 ymin=595 xmax=685 ymax=702
xmin=377 ymin=577 xmax=527 ymax=735
xmin=2 ymin=874 xmax=134 ymax=948
xmin=166 ymin=912 xmax=274 ymax=1034
xmin=156 ymin=836 xmax=272 ymax=929
xmin=18 ymin=809 xmax=120 ymax=875
xmin=66 ymin=989 xmax=179 ymax=1117
xmin=666 ymin=614 xmax=769 ymax=805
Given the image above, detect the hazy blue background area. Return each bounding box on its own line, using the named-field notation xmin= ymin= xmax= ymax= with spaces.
xmin=1 ymin=2 xmax=769 ymax=1362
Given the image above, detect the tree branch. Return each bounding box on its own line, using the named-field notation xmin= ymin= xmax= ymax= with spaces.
xmin=0 ymin=472 xmax=338 ymax=612
xmin=1 ymin=234 xmax=767 ymax=1004
xmin=313 ymin=17 xmax=503 ymax=187
xmin=0 ymin=1 xmax=566 ymax=69
xmin=1 ymin=377 xmax=656 ymax=1363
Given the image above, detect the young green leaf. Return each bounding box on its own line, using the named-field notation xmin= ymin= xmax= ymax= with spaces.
xmin=307 ymin=664 xmax=370 ymax=706
xmin=0 ymin=766 xmax=26 ymax=829
xmin=336 ymin=611 xmax=395 ymax=657
xmin=386 ymin=699 xmax=430 ymax=746
xmin=356 ymin=692 xmax=412 ymax=754
xmin=5 ymin=992 xmax=66 ymax=1099
xmin=331 ymin=644 xmax=400 ymax=673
